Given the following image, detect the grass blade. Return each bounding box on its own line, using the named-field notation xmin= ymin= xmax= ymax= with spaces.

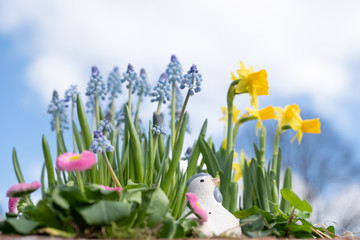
xmin=198 ymin=137 xmax=221 ymax=176
xmin=124 ymin=105 xmax=144 ymax=183
xmin=161 ymin=113 xmax=188 ymax=193
xmin=72 ymin=120 xmax=84 ymax=153
xmin=12 ymin=148 xmax=25 ymax=183
xmin=76 ymin=94 xmax=92 ymax=149
xmin=42 ymin=135 xmax=56 ymax=187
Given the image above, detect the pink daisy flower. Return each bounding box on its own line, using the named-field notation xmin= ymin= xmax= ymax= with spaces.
xmin=8 ymin=197 xmax=20 ymax=213
xmin=100 ymin=185 xmax=123 ymax=196
xmin=6 ymin=181 xmax=41 ymax=198
xmin=185 ymin=192 xmax=208 ymax=222
xmin=56 ymin=150 xmax=96 ymax=171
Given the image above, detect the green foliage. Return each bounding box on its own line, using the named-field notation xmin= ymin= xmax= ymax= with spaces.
xmin=6 ymin=62 xmax=329 ymax=238
xmin=0 ymin=184 xmax=191 ymax=238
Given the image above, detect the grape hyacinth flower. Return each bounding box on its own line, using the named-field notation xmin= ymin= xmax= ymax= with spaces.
xmin=56 ymin=151 xmax=96 ymax=172
xmin=150 ymin=73 xmax=171 ymax=104
xmin=166 ymin=54 xmax=183 ymax=84
xmin=121 ymin=63 xmax=138 ymax=92
xmin=64 ymin=85 xmax=79 ymax=108
xmin=133 ymin=68 xmax=151 ymax=96
xmin=152 ymin=112 xmax=166 ymax=135
xmin=8 ymin=197 xmax=19 ymax=213
xmin=180 ymin=64 xmax=203 ymax=96
xmin=86 ymin=66 xmax=107 ymax=100
xmin=89 ymin=129 xmax=115 ymax=153
xmin=99 ymin=112 xmax=115 ymax=133
xmin=185 ymin=192 xmax=208 ymax=222
xmin=47 ymin=90 xmax=69 ymax=131
xmin=107 ymin=66 xmax=122 ymax=99
xmin=86 ymin=97 xmax=95 ymax=114
xmin=6 ymin=181 xmax=41 ymax=198
xmin=182 ymin=147 xmax=193 ymax=161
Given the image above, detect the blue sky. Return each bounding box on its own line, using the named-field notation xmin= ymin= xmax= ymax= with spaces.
xmin=1 ymin=0 xmax=360 ymax=229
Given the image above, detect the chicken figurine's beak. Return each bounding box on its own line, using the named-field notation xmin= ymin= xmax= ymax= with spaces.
xmin=212 ymin=178 xmax=220 ymax=186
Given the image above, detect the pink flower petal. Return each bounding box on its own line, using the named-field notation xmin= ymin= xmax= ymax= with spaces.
xmin=6 ymin=181 xmax=41 ymax=198
xmin=185 ymin=192 xmax=208 ymax=222
xmin=56 ymin=150 xmax=96 ymax=171
xmin=8 ymin=197 xmax=20 ymax=213
xmin=100 ymin=185 xmax=123 ymax=195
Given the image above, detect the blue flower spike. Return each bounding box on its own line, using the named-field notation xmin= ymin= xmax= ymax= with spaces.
xmin=135 ymin=68 xmax=151 ymax=96
xmin=89 ymin=128 xmax=115 ymax=153
xmin=180 ymin=64 xmax=203 ymax=96
xmin=150 ymin=73 xmax=171 ymax=104
xmin=152 ymin=112 xmax=166 ymax=135
xmin=121 ymin=63 xmax=138 ymax=92
xmin=47 ymin=90 xmax=69 ymax=131
xmin=86 ymin=66 xmax=107 ymax=100
xmin=107 ymin=66 xmax=122 ymax=99
xmin=64 ymin=85 xmax=79 ymax=108
xmin=99 ymin=112 xmax=115 ymax=134
xmin=166 ymin=54 xmax=182 ymax=84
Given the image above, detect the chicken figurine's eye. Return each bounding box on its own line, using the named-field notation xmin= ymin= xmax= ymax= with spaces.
xmin=200 ymin=179 xmax=204 ymax=182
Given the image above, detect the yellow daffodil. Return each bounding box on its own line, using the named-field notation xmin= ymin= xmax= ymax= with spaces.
xmin=275 ymin=104 xmax=321 ymax=143
xmin=246 ymin=106 xmax=276 ymax=134
xmin=219 ymin=105 xmax=241 ymax=125
xmin=275 ymin=104 xmax=301 ymax=128
xmin=291 ymin=118 xmax=321 ymax=144
xmin=231 ymin=61 xmax=269 ymax=108
xmin=232 ymin=163 xmax=242 ymax=182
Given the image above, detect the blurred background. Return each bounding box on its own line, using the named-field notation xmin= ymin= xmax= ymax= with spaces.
xmin=0 ymin=0 xmax=359 ymax=234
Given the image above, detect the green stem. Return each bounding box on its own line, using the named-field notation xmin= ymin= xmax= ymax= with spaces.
xmin=76 ymin=172 xmax=85 ymax=193
xmin=175 ymin=90 xmax=190 ymax=141
xmin=72 ymin=104 xmax=76 ymax=152
xmin=225 ymin=80 xmax=238 ymax=158
xmin=177 ymin=210 xmax=192 ymax=222
xmin=110 ymin=95 xmax=115 ymax=124
xmin=24 ymin=195 xmax=34 ymax=207
xmin=271 ymin=126 xmax=281 ymax=172
xmin=128 ymin=82 xmax=132 ymax=117
xmin=135 ymin=91 xmax=143 ymax=128
xmin=102 ymin=151 xmax=122 ymax=188
xmin=171 ymin=81 xmax=176 ymax=151
xmin=95 ymin=96 xmax=100 ymax=128
xmin=55 ymin=112 xmax=61 ymax=156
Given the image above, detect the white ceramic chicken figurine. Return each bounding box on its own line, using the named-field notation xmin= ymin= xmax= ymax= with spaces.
xmin=182 ymin=173 xmax=242 ymax=237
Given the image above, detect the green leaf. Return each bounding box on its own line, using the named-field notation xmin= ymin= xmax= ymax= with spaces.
xmin=57 ymin=131 xmax=67 ymax=154
xmin=12 ymin=148 xmax=25 ymax=183
xmin=85 ymin=184 xmax=120 ymax=202
xmin=6 ymin=218 xmax=40 ymax=235
xmin=233 ymin=206 xmax=260 ymax=219
xmin=76 ymin=94 xmax=92 ymax=149
xmin=198 ymin=137 xmax=221 ymax=176
xmin=136 ymin=187 xmax=170 ymax=228
xmin=157 ymin=214 xmax=177 ymax=238
xmin=162 ymin=113 xmax=188 ymax=193
xmin=51 ymin=185 xmax=87 ymax=210
xmin=124 ymin=105 xmax=144 ymax=183
xmin=280 ymin=167 xmax=292 ymax=214
xmin=77 ymin=200 xmax=131 ymax=225
xmin=186 ymin=119 xmax=207 ymax=179
xmin=23 ymin=200 xmax=64 ymax=229
xmin=174 ymin=218 xmax=199 ymax=238
xmin=72 ymin=120 xmax=84 ymax=153
xmin=281 ymin=188 xmax=312 ymax=213
xmin=42 ymin=135 xmax=56 ymax=187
